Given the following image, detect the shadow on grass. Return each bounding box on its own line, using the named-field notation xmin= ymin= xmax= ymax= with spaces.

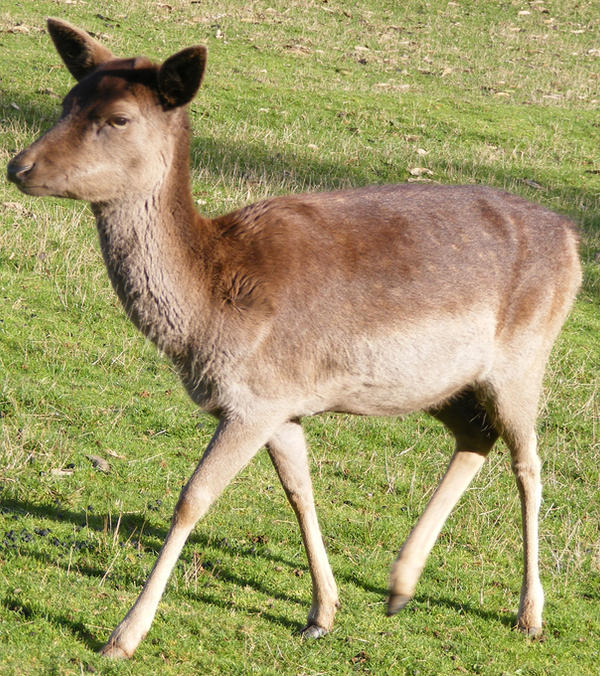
xmin=1 ymin=495 xmax=385 ymax=588
xmin=1 ymin=582 xmax=517 ymax=655
xmin=2 ymin=496 xmax=518 ymax=634
xmin=0 ymin=496 xmax=311 ymax=602
xmin=0 ymin=594 xmax=105 ymax=652
xmin=1 ymin=588 xmax=303 ymax=655
xmin=0 ymin=496 xmax=167 ymax=542
xmin=409 ymin=594 xmax=517 ymax=631
xmin=188 ymin=132 xmax=375 ymax=197
xmin=183 ymin=586 xmax=306 ymax=633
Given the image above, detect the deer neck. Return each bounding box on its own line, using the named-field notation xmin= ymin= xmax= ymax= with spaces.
xmin=91 ymin=154 xmax=210 ymax=360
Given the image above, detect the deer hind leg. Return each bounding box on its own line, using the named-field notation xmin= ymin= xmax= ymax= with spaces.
xmin=388 ymin=389 xmax=499 ymax=615
xmin=509 ymin=428 xmax=544 ymax=636
xmin=491 ymin=375 xmax=546 ymax=637
xmin=267 ymin=421 xmax=340 ymax=638
xmin=100 ymin=417 xmax=277 ymax=659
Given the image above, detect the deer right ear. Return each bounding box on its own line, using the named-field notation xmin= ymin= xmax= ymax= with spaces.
xmin=158 ymin=46 xmax=207 ymax=109
xmin=47 ymin=18 xmax=114 ymax=81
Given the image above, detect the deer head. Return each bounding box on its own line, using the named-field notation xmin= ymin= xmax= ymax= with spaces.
xmin=7 ymin=18 xmax=206 ymax=203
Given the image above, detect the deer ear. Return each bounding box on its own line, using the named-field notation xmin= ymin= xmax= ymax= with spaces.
xmin=47 ymin=18 xmax=114 ymax=81
xmin=158 ymin=46 xmax=207 ymax=109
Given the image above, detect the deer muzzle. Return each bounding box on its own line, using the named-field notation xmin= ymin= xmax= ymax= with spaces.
xmin=7 ymin=147 xmax=53 ymax=197
xmin=7 ymin=153 xmax=35 ymax=189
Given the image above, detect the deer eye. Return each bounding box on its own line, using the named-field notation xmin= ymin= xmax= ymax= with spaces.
xmin=108 ymin=115 xmax=130 ymax=129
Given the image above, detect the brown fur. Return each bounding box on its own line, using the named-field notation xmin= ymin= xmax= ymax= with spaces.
xmin=7 ymin=19 xmax=581 ymax=659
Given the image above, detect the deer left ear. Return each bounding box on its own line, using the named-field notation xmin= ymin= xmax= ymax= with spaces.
xmin=47 ymin=18 xmax=114 ymax=81
xmin=158 ymin=46 xmax=207 ymax=109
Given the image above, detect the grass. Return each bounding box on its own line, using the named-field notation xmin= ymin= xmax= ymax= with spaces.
xmin=1 ymin=0 xmax=599 ymax=674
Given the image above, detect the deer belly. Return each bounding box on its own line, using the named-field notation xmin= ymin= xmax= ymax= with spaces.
xmin=313 ymin=312 xmax=496 ymax=416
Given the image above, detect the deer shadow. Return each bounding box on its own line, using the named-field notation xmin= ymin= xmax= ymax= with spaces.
xmin=0 ymin=495 xmax=381 ymax=594
xmin=1 ymin=493 xmax=519 ymax=647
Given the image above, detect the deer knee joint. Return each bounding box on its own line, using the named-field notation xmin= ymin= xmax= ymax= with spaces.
xmin=174 ymin=491 xmax=210 ymax=528
xmin=511 ymin=459 xmax=541 ymax=482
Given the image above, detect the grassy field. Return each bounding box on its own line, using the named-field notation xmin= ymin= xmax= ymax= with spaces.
xmin=1 ymin=1 xmax=599 ymax=674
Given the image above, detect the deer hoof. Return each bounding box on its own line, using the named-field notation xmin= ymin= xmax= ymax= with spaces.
xmin=386 ymin=593 xmax=412 ymax=616
xmin=99 ymin=641 xmax=131 ymax=659
xmin=300 ymin=624 xmax=329 ymax=639
xmin=518 ymin=623 xmax=543 ymax=639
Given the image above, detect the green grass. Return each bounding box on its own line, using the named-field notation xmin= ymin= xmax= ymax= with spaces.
xmin=1 ymin=1 xmax=599 ymax=674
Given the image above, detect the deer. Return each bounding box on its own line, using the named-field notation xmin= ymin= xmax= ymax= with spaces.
xmin=7 ymin=18 xmax=581 ymax=659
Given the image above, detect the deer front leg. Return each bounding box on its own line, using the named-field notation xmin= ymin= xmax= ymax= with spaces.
xmin=388 ymin=448 xmax=487 ymax=614
xmin=267 ymin=421 xmax=340 ymax=638
xmin=100 ymin=417 xmax=276 ymax=659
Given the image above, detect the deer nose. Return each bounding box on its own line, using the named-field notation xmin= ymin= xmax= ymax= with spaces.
xmin=7 ymin=157 xmax=35 ymax=185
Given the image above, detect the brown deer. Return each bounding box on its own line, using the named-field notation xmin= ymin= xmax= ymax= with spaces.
xmin=7 ymin=19 xmax=581 ymax=659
